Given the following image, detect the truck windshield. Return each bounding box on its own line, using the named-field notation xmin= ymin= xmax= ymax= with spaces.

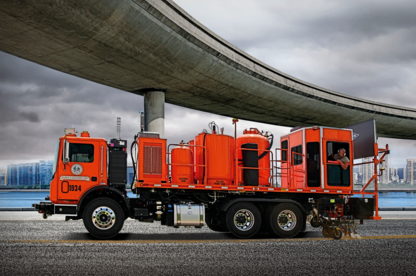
xmin=51 ymin=141 xmax=59 ymax=179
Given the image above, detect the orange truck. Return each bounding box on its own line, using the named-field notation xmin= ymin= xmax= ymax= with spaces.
xmin=34 ymin=119 xmax=388 ymax=239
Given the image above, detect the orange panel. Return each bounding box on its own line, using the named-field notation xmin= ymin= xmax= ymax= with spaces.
xmin=138 ymin=137 xmax=167 ymax=184
xmin=305 ymin=128 xmax=320 ymax=143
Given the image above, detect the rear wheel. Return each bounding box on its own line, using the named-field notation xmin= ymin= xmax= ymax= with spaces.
xmin=266 ymin=203 xmax=303 ymax=238
xmin=83 ymin=198 xmax=125 ymax=239
xmin=225 ymin=202 xmax=261 ymax=238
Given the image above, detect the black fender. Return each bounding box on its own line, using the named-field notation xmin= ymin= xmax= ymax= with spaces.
xmin=220 ymin=198 xmax=306 ymax=213
xmin=77 ymin=186 xmax=129 ymax=214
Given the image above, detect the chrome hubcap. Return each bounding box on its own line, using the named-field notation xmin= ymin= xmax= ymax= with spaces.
xmin=92 ymin=206 xmax=116 ymax=230
xmin=277 ymin=210 xmax=297 ymax=231
xmin=233 ymin=209 xmax=254 ymax=231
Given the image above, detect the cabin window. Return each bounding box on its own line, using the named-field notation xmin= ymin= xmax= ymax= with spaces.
xmin=281 ymin=140 xmax=288 ymax=161
xmin=291 ymin=145 xmax=302 ymax=165
xmin=326 ymin=141 xmax=350 ymax=186
xmin=307 ymin=142 xmax=320 ymax=187
xmin=68 ymin=143 xmax=94 ymax=163
xmin=327 ymin=142 xmax=350 ymax=161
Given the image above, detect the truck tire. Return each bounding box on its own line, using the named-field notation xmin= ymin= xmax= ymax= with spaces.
xmin=225 ymin=202 xmax=261 ymax=239
xmin=266 ymin=203 xmax=303 ymax=238
xmin=83 ymin=198 xmax=125 ymax=239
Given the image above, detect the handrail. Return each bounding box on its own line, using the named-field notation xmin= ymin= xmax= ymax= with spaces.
xmin=167 ymin=143 xmax=207 ymax=184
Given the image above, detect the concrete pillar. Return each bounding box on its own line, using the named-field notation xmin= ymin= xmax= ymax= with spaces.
xmin=144 ymin=91 xmax=165 ymax=138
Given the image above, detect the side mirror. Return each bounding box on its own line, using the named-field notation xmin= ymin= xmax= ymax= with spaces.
xmin=63 ymin=140 xmax=70 ymax=166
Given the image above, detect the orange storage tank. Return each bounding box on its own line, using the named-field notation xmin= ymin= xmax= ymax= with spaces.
xmin=194 ymin=132 xmax=235 ymax=185
xmin=194 ymin=133 xmax=205 ymax=183
xmin=237 ymin=128 xmax=271 ymax=186
xmin=171 ymin=144 xmax=194 ymax=184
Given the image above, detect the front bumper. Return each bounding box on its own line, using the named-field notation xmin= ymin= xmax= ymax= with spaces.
xmin=32 ymin=201 xmax=54 ymax=218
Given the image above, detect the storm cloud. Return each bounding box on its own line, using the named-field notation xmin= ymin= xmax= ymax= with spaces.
xmin=1 ymin=0 xmax=416 ymax=168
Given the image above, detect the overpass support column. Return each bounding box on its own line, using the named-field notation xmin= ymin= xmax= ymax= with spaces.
xmin=144 ymin=91 xmax=165 ymax=138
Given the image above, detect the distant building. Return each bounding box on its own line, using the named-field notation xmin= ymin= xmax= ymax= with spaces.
xmin=0 ymin=169 xmax=6 ymax=185
xmin=7 ymin=164 xmax=19 ymax=186
xmin=39 ymin=160 xmax=53 ymax=186
xmin=406 ymin=159 xmax=416 ymax=185
xmin=361 ymin=157 xmax=374 ymax=185
xmin=389 ymin=167 xmax=405 ymax=183
xmin=378 ymin=154 xmax=389 ymax=184
xmin=6 ymin=161 xmax=53 ymax=186
xmin=353 ymin=172 xmax=358 ymax=183
xmin=397 ymin=168 xmax=404 ymax=181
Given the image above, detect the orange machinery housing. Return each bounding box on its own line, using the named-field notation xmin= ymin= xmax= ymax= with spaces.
xmin=136 ymin=125 xmax=355 ymax=196
xmin=280 ymin=126 xmax=353 ymax=193
xmin=136 ymin=133 xmax=168 ymax=185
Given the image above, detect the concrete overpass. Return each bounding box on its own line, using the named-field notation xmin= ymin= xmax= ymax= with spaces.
xmin=1 ymin=0 xmax=416 ymax=139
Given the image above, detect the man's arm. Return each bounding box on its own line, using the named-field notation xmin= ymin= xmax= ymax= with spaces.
xmin=337 ymin=160 xmax=349 ymax=170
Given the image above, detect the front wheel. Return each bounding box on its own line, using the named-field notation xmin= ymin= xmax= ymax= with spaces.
xmin=225 ymin=202 xmax=261 ymax=238
xmin=83 ymin=198 xmax=125 ymax=239
xmin=266 ymin=203 xmax=303 ymax=238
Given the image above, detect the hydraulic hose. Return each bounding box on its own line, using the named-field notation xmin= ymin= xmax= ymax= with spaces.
xmin=130 ymin=136 xmax=138 ymax=191
xmin=258 ymin=134 xmax=273 ymax=160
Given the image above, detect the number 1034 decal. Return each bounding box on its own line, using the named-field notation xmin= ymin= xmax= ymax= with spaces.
xmin=69 ymin=185 xmax=81 ymax=192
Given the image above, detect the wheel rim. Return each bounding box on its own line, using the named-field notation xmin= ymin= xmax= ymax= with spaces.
xmin=277 ymin=210 xmax=297 ymax=231
xmin=233 ymin=209 xmax=255 ymax=231
xmin=92 ymin=206 xmax=116 ymax=230
xmin=333 ymin=228 xmax=342 ymax=239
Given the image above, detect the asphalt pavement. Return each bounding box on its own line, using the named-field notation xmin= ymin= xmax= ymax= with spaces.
xmin=1 ymin=212 xmax=416 ymax=275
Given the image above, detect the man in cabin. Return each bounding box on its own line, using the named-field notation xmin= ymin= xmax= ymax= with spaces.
xmin=333 ymin=148 xmax=350 ymax=170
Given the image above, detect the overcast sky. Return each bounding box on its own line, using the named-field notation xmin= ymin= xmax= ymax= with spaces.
xmin=1 ymin=0 xmax=416 ymax=169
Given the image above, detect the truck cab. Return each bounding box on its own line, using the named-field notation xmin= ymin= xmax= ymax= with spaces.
xmin=48 ymin=128 xmax=127 ymax=218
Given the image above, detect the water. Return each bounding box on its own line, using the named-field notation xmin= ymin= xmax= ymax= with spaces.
xmin=0 ymin=191 xmax=415 ymax=208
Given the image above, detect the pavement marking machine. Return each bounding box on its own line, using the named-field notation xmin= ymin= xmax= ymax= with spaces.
xmin=34 ymin=118 xmax=387 ymax=239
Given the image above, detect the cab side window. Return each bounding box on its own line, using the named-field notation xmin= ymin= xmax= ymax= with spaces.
xmin=291 ymin=145 xmax=302 ymax=165
xmin=281 ymin=140 xmax=288 ymax=162
xmin=68 ymin=143 xmax=94 ymax=163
